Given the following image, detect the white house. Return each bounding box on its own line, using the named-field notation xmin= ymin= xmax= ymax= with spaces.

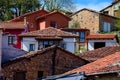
xmin=19 ymin=27 xmax=79 ymax=53
xmin=86 ymin=34 xmax=119 ymax=51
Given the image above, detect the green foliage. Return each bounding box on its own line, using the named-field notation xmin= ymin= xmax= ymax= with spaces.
xmin=70 ymin=21 xmax=80 ymax=28
xmin=0 ymin=0 xmax=41 ymax=21
xmin=114 ymin=7 xmax=120 ymax=29
xmin=41 ymin=0 xmax=75 ymax=12
xmin=74 ymin=47 xmax=87 ymax=54
xmin=0 ymin=0 xmax=75 ymax=21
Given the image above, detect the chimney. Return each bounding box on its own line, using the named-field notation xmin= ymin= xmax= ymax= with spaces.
xmin=13 ymin=13 xmax=17 ymax=19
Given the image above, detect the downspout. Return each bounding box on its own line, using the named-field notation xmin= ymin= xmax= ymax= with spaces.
xmin=51 ymin=46 xmax=57 ymax=75
xmin=0 ymin=29 xmax=3 ymax=76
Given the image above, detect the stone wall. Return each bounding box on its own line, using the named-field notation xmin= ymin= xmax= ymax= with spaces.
xmin=2 ymin=47 xmax=87 ymax=80
xmin=69 ymin=9 xmax=100 ymax=34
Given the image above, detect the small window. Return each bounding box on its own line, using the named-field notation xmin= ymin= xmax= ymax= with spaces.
xmin=103 ymin=22 xmax=111 ymax=32
xmin=50 ymin=22 xmax=57 ymax=28
xmin=38 ymin=71 xmax=43 ymax=78
xmin=77 ymin=32 xmax=85 ymax=42
xmin=94 ymin=42 xmax=105 ymax=49
xmin=61 ymin=43 xmax=66 ymax=49
xmin=103 ymin=11 xmax=109 ymax=15
xmin=8 ymin=36 xmax=16 ymax=45
xmin=29 ymin=23 xmax=34 ymax=28
xmin=29 ymin=44 xmax=35 ymax=51
xmin=14 ymin=71 xmax=26 ymax=80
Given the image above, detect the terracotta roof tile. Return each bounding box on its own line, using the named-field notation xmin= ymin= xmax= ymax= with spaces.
xmin=78 ymin=45 xmax=120 ymax=62
xmin=9 ymin=9 xmax=48 ymax=22
xmin=36 ymin=11 xmax=71 ymax=20
xmin=66 ymin=52 xmax=120 ymax=74
xmin=19 ymin=27 xmax=79 ymax=38
xmin=0 ymin=22 xmax=25 ymax=29
xmin=86 ymin=34 xmax=117 ymax=40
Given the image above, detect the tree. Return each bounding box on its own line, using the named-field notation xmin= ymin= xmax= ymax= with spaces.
xmin=0 ymin=0 xmax=41 ymax=21
xmin=41 ymin=0 xmax=75 ymax=12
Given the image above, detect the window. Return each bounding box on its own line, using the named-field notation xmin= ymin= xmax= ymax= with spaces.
xmin=8 ymin=36 xmax=16 ymax=45
xmin=94 ymin=42 xmax=105 ymax=49
xmin=29 ymin=44 xmax=35 ymax=51
xmin=39 ymin=41 xmax=59 ymax=49
xmin=77 ymin=32 xmax=85 ymax=42
xmin=61 ymin=43 xmax=66 ymax=49
xmin=38 ymin=71 xmax=43 ymax=79
xmin=103 ymin=11 xmax=109 ymax=15
xmin=29 ymin=23 xmax=34 ymax=28
xmin=14 ymin=71 xmax=26 ymax=80
xmin=50 ymin=22 xmax=57 ymax=28
xmin=103 ymin=22 xmax=111 ymax=32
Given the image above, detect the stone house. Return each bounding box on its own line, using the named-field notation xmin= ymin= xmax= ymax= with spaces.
xmin=2 ymin=46 xmax=88 ymax=80
xmin=9 ymin=9 xmax=71 ymax=31
xmin=86 ymin=34 xmax=119 ymax=51
xmin=65 ymin=52 xmax=120 ymax=80
xmin=19 ymin=27 xmax=79 ymax=53
xmin=100 ymin=0 xmax=120 ymax=17
xmin=69 ymin=8 xmax=117 ymax=34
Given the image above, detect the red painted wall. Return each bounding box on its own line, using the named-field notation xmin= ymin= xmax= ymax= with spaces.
xmin=38 ymin=13 xmax=70 ymax=30
xmin=3 ymin=29 xmax=25 ymax=49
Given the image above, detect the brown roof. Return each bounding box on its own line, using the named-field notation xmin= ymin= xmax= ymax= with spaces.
xmin=36 ymin=10 xmax=71 ymax=20
xmin=86 ymin=34 xmax=117 ymax=40
xmin=19 ymin=27 xmax=79 ymax=38
xmin=71 ymin=8 xmax=117 ymax=19
xmin=35 ymin=36 xmax=63 ymax=40
xmin=66 ymin=52 xmax=120 ymax=74
xmin=3 ymin=45 xmax=88 ymax=67
xmin=0 ymin=22 xmax=25 ymax=29
xmin=78 ymin=45 xmax=120 ymax=62
xmin=9 ymin=9 xmax=48 ymax=22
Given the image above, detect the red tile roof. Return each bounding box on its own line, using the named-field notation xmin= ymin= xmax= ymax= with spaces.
xmin=36 ymin=10 xmax=71 ymax=20
xmin=9 ymin=9 xmax=48 ymax=22
xmin=86 ymin=34 xmax=117 ymax=40
xmin=66 ymin=52 xmax=120 ymax=74
xmin=19 ymin=27 xmax=79 ymax=38
xmin=0 ymin=22 xmax=26 ymax=29
xmin=78 ymin=45 xmax=120 ymax=62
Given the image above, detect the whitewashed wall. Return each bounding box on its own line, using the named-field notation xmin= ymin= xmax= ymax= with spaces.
xmin=22 ymin=37 xmax=77 ymax=53
xmin=88 ymin=39 xmax=118 ymax=51
xmin=62 ymin=38 xmax=76 ymax=53
xmin=2 ymin=34 xmax=8 ymax=48
xmin=22 ymin=37 xmax=38 ymax=51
